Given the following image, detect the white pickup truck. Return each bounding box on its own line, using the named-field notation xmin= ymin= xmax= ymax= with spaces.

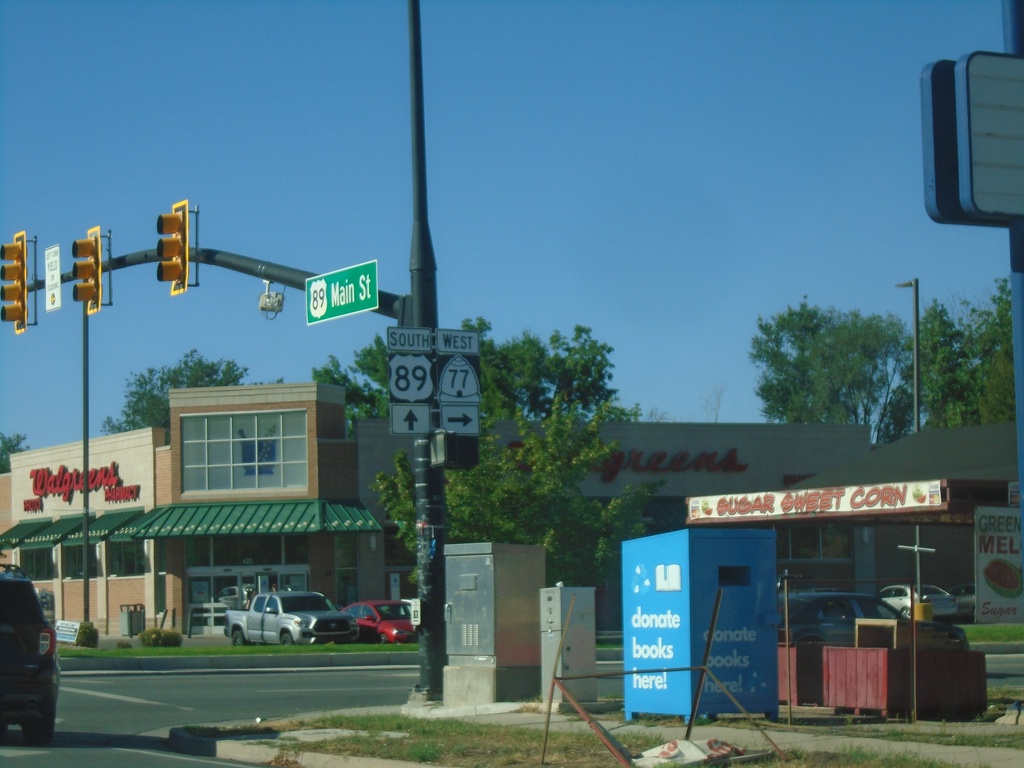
xmin=224 ymin=591 xmax=359 ymax=646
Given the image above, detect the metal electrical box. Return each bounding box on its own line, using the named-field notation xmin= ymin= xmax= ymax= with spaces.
xmin=622 ymin=528 xmax=779 ymax=722
xmin=540 ymin=585 xmax=596 ymax=703
xmin=444 ymin=542 xmax=546 ymax=705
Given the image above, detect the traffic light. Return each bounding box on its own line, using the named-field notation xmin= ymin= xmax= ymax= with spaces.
xmin=156 ymin=199 xmax=189 ymax=295
xmin=0 ymin=230 xmax=28 ymax=334
xmin=72 ymin=226 xmax=102 ymax=314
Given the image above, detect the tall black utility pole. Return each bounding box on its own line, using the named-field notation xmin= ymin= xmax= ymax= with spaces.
xmin=407 ymin=0 xmax=447 ymax=701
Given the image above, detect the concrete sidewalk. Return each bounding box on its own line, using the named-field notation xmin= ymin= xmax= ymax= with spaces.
xmin=167 ymin=702 xmax=1024 ymax=768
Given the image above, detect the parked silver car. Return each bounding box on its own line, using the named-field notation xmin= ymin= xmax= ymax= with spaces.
xmin=878 ymin=584 xmax=958 ymax=620
xmin=948 ymin=583 xmax=976 ymax=622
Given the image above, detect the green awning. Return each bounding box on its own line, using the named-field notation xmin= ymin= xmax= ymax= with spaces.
xmin=65 ymin=508 xmax=146 ymax=544
xmin=129 ymin=499 xmax=381 ymax=539
xmin=0 ymin=519 xmax=53 ymax=549
xmin=323 ymin=503 xmax=382 ymax=532
xmin=20 ymin=515 xmax=94 ymax=550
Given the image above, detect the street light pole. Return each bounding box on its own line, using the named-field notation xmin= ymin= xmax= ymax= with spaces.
xmin=896 ymin=279 xmax=920 ymax=432
xmin=897 ymin=279 xmax=924 ymax=591
xmin=407 ymin=0 xmax=446 ymax=702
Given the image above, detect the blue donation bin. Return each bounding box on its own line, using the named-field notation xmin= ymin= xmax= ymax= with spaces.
xmin=622 ymin=528 xmax=778 ymax=721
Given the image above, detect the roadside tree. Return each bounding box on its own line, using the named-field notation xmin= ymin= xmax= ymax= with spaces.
xmin=102 ymin=349 xmax=249 ymax=438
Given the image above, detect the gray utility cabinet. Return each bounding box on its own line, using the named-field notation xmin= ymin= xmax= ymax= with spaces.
xmin=444 ymin=542 xmax=545 ymax=705
xmin=540 ymin=585 xmax=597 ymax=703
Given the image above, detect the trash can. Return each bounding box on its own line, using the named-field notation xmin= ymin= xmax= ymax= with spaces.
xmin=120 ymin=604 xmax=146 ymax=637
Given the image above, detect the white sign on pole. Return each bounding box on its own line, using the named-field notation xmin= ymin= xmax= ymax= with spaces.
xmin=386 ymin=326 xmax=433 ymax=353
xmin=45 ymin=244 xmax=61 ymax=311
xmin=957 ymin=52 xmax=1024 ymax=218
xmin=388 ymin=354 xmax=434 ymax=402
xmin=391 ymin=403 xmax=430 ymax=435
xmin=436 ymin=328 xmax=480 ymax=355
xmin=441 ymin=404 xmax=479 ymax=434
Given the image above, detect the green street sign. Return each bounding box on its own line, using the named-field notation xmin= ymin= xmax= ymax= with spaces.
xmin=306 ymin=260 xmax=379 ymax=325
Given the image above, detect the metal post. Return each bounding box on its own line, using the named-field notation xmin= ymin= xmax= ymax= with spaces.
xmin=1005 ymin=1 xmax=1024 ymax=613
xmin=407 ymin=0 xmax=446 ymax=701
xmin=897 ymin=279 xmax=922 ymax=588
xmin=81 ymin=299 xmax=90 ymax=624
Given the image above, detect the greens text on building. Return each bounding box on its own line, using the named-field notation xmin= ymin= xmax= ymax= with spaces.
xmin=306 ymin=260 xmax=379 ymax=325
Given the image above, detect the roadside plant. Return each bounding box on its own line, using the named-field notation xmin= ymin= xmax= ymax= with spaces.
xmin=75 ymin=622 xmax=99 ymax=648
xmin=137 ymin=627 xmax=184 ymax=647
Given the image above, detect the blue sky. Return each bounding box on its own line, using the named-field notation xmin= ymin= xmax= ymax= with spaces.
xmin=0 ymin=0 xmax=1013 ymax=450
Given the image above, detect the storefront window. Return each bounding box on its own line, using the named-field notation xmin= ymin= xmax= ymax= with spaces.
xmin=284 ymin=536 xmax=308 ymax=564
xmin=777 ymin=526 xmax=852 ymax=562
xmin=62 ymin=544 xmax=98 ymax=579
xmin=107 ymin=541 xmax=146 ymax=576
xmin=186 ymin=537 xmax=213 ymax=567
xmin=790 ymin=528 xmax=819 ymax=560
xmin=182 ymin=410 xmax=308 ymax=492
xmin=820 ymin=525 xmax=851 ymax=559
xmin=18 ymin=548 xmax=55 ymax=581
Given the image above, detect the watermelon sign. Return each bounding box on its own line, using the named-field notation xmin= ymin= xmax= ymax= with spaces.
xmin=983 ymin=558 xmax=1023 ymax=599
xmin=975 ymin=507 xmax=1024 ymax=623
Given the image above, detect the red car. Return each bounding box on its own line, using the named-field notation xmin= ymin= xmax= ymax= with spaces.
xmin=343 ymin=600 xmax=415 ymax=644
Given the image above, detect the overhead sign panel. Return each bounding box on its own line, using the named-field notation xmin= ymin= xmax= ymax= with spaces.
xmin=956 ymin=52 xmax=1024 ymax=219
xmin=306 ymin=260 xmax=378 ymax=325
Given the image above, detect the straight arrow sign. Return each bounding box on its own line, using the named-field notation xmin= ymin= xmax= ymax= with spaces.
xmin=391 ymin=404 xmax=430 ymax=435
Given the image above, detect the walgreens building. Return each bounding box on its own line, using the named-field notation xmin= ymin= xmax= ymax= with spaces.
xmin=0 ymin=383 xmax=871 ymax=635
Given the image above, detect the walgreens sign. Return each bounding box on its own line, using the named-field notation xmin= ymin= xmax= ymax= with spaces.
xmin=23 ymin=462 xmax=141 ymax=511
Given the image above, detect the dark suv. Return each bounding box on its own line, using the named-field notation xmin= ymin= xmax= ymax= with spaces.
xmin=0 ymin=565 xmax=59 ymax=745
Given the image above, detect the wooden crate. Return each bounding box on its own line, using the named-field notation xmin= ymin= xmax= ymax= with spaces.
xmin=854 ymin=619 xmax=907 ymax=649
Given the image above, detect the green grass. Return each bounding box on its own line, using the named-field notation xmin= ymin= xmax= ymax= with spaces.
xmin=962 ymin=623 xmax=1024 ymax=643
xmin=187 ymin=711 xmax=1017 ymax=768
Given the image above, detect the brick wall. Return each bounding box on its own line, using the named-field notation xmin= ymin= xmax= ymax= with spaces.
xmin=155 ymin=447 xmax=172 ymax=506
xmin=0 ymin=473 xmax=11 ymax=533
xmin=163 ymin=540 xmax=185 ymax=630
xmin=60 ymin=580 xmax=99 ymax=625
xmin=317 ymin=442 xmax=359 ymax=499
xmin=308 ymin=533 xmax=335 ymax=599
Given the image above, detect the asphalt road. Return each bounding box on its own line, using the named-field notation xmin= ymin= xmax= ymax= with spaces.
xmin=1 ymin=666 xmax=420 ymax=768
xmin=4 ymin=655 xmax=1023 ymax=767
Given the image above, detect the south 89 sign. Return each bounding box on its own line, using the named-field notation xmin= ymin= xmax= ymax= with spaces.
xmin=388 ymin=354 xmax=434 ymax=402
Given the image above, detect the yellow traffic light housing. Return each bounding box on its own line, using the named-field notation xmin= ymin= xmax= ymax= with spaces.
xmin=0 ymin=230 xmax=29 ymax=334
xmin=157 ymin=199 xmax=189 ymax=295
xmin=72 ymin=226 xmax=102 ymax=314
